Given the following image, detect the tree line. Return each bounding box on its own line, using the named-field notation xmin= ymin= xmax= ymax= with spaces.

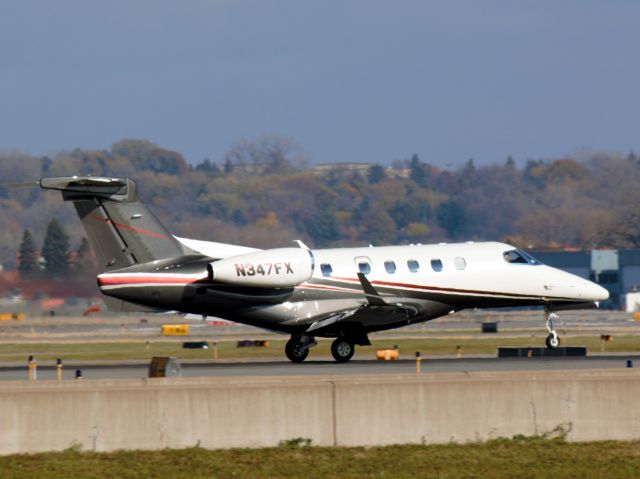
xmin=0 ymin=136 xmax=639 ymax=278
xmin=17 ymin=220 xmax=93 ymax=277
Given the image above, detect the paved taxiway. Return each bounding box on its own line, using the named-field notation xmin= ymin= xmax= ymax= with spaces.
xmin=1 ymin=355 xmax=638 ymax=381
xmin=1 ymin=310 xmax=635 ymax=342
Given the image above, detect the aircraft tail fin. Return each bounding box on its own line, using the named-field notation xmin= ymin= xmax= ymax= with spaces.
xmin=40 ymin=176 xmax=190 ymax=273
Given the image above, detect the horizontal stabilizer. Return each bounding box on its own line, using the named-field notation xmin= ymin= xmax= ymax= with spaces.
xmin=40 ymin=176 xmax=129 ymax=198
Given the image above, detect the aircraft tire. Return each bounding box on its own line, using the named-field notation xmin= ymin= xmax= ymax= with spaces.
xmin=331 ymin=338 xmax=355 ymax=363
xmin=285 ymin=338 xmax=309 ymax=363
xmin=545 ymin=333 xmax=560 ymax=349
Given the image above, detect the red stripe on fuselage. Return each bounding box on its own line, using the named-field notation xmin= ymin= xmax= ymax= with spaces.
xmin=298 ymin=283 xmax=362 ymax=293
xmin=94 ymin=216 xmax=171 ymax=240
xmin=97 ymin=276 xmax=204 ymax=286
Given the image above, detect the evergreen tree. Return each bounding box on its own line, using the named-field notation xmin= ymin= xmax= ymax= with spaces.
xmin=17 ymin=229 xmax=38 ymax=275
xmin=304 ymin=212 xmax=340 ymax=245
xmin=409 ymin=154 xmax=430 ymax=188
xmin=463 ymin=158 xmax=476 ymax=174
xmin=195 ymin=158 xmax=221 ymax=175
xmin=42 ymin=218 xmax=70 ymax=276
xmin=391 ymin=199 xmax=431 ymax=228
xmin=231 ymin=209 xmax=247 ymax=226
xmin=505 ymin=155 xmax=516 ymax=169
xmin=436 ymin=200 xmax=467 ymax=239
xmin=367 ymin=164 xmax=386 ymax=184
xmin=459 ymin=158 xmax=477 ymax=188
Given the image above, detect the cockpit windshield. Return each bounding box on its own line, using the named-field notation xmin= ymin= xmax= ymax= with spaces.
xmin=503 ymin=249 xmax=542 ymax=265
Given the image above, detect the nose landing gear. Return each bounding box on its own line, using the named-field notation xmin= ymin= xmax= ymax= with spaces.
xmin=284 ymin=335 xmax=359 ymax=363
xmin=545 ymin=308 xmax=560 ymax=349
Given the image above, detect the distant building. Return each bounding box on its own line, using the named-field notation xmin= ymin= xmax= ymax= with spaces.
xmin=310 ymin=162 xmax=408 ymax=180
xmin=311 ymin=162 xmax=374 ymax=175
xmin=532 ymin=249 xmax=640 ymax=309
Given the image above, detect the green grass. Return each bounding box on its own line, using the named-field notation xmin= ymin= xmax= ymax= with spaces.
xmin=1 ymin=437 xmax=640 ymax=478
xmin=0 ymin=334 xmax=637 ymax=363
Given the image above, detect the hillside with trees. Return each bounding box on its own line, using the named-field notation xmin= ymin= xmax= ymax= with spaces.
xmin=1 ymin=136 xmax=639 ymax=284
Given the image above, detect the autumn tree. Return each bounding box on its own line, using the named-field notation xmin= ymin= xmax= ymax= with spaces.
xmin=605 ymin=187 xmax=640 ymax=248
xmin=405 ymin=222 xmax=429 ymax=242
xmin=111 ymin=139 xmax=188 ymax=175
xmin=362 ymin=205 xmax=396 ymax=245
xmin=224 ymin=135 xmax=309 ymax=175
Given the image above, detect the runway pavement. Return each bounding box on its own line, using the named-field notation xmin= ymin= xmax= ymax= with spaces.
xmin=1 ymin=355 xmax=638 ymax=381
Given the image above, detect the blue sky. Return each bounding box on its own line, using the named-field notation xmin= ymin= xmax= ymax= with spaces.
xmin=0 ymin=1 xmax=638 ymax=166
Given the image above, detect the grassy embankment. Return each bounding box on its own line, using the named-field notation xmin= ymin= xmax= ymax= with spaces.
xmin=0 ymin=334 xmax=638 ymax=362
xmin=0 ymin=437 xmax=639 ymax=478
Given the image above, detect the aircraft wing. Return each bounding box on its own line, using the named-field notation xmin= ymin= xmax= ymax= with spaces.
xmin=295 ymin=274 xmax=450 ymax=338
xmin=303 ymin=302 xmax=416 ymax=335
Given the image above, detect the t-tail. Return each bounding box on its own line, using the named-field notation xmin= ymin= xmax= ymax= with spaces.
xmin=40 ymin=176 xmax=191 ymax=310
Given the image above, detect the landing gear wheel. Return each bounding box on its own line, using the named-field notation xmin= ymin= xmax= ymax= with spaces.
xmin=544 ymin=308 xmax=560 ymax=349
xmin=285 ymin=338 xmax=309 ymax=363
xmin=331 ymin=338 xmax=355 ymax=363
xmin=545 ymin=333 xmax=560 ymax=349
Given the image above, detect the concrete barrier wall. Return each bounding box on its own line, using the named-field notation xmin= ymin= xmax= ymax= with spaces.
xmin=0 ymin=369 xmax=638 ymax=454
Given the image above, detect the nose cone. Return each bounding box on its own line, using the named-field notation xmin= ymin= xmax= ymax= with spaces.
xmin=581 ymin=281 xmax=609 ymax=302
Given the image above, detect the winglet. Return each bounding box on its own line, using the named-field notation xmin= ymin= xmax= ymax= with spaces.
xmin=357 ymin=273 xmax=387 ymax=306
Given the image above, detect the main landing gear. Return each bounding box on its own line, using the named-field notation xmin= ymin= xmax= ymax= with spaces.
xmin=284 ymin=335 xmax=356 ymax=363
xmin=331 ymin=338 xmax=355 ymax=363
xmin=285 ymin=335 xmax=317 ymax=363
xmin=545 ymin=308 xmax=560 ymax=349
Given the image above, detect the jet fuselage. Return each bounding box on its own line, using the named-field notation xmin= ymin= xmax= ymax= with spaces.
xmin=97 ymin=241 xmax=608 ymax=336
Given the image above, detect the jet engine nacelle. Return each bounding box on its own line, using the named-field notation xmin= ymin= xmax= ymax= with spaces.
xmin=208 ymin=247 xmax=314 ymax=288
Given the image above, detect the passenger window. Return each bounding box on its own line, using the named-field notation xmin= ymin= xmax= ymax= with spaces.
xmin=431 ymin=259 xmax=443 ymax=272
xmin=358 ymin=261 xmax=371 ymax=275
xmin=384 ymin=261 xmax=396 ymax=274
xmin=454 ymin=257 xmax=466 ymax=270
xmin=407 ymin=260 xmax=419 ymax=273
xmin=321 ymin=264 xmax=333 ymax=277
